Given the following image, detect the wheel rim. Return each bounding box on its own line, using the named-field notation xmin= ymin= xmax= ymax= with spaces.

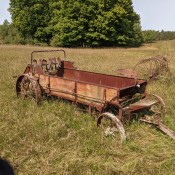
xmin=97 ymin=112 xmax=126 ymax=142
xmin=147 ymin=94 xmax=166 ymax=115
xmin=16 ymin=75 xmax=41 ymax=104
xmin=134 ymin=59 xmax=158 ymax=80
xmin=142 ymin=94 xmax=166 ymax=124
xmin=134 ymin=56 xmax=169 ymax=81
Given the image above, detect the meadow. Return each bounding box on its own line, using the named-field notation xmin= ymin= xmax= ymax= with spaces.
xmin=0 ymin=41 xmax=175 ymax=175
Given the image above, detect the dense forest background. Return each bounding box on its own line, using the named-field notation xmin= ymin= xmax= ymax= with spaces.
xmin=0 ymin=0 xmax=175 ymax=47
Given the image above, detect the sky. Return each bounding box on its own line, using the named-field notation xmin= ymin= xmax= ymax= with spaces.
xmin=0 ymin=0 xmax=11 ymax=24
xmin=132 ymin=0 xmax=175 ymax=31
xmin=0 ymin=0 xmax=175 ymax=31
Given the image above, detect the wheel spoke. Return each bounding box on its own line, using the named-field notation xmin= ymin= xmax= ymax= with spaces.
xmin=16 ymin=75 xmax=41 ymax=104
xmin=97 ymin=112 xmax=126 ymax=142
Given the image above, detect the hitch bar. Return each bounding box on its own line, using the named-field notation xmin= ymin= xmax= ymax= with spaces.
xmin=140 ymin=118 xmax=175 ymax=140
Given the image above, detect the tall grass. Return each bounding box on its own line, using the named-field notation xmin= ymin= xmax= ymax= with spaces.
xmin=0 ymin=41 xmax=175 ymax=174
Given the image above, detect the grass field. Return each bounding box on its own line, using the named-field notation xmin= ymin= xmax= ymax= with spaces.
xmin=0 ymin=41 xmax=175 ymax=175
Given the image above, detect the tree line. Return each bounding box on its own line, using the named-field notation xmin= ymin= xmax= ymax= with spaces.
xmin=0 ymin=0 xmax=143 ymax=47
xmin=142 ymin=30 xmax=175 ymax=43
xmin=0 ymin=0 xmax=175 ymax=47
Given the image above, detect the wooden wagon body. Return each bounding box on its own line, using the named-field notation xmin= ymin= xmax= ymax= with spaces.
xmin=16 ymin=50 xmax=175 ymax=142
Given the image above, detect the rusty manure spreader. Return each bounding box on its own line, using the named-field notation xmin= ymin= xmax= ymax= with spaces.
xmin=16 ymin=50 xmax=175 ymax=142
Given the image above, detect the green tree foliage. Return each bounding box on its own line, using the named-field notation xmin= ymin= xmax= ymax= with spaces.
xmin=9 ymin=0 xmax=52 ymax=45
xmin=142 ymin=30 xmax=175 ymax=43
xmin=0 ymin=20 xmax=26 ymax=44
xmin=142 ymin=30 xmax=158 ymax=43
xmin=9 ymin=0 xmax=143 ymax=47
xmin=157 ymin=30 xmax=175 ymax=41
xmin=50 ymin=0 xmax=143 ymax=47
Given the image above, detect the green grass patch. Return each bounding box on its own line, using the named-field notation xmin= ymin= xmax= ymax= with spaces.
xmin=0 ymin=42 xmax=175 ymax=174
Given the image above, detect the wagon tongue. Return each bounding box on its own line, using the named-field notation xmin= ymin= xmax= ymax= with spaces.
xmin=156 ymin=123 xmax=175 ymax=139
xmin=130 ymin=98 xmax=175 ymax=140
xmin=139 ymin=118 xmax=175 ymax=140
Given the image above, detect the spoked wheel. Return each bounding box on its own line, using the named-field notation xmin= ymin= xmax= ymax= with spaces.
xmin=134 ymin=59 xmax=159 ymax=81
xmin=16 ymin=75 xmax=41 ymax=104
xmin=97 ymin=112 xmax=126 ymax=143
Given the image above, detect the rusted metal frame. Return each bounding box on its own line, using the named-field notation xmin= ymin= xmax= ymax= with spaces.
xmin=120 ymin=94 xmax=145 ymax=108
xmin=156 ymin=123 xmax=175 ymax=139
xmin=119 ymin=82 xmax=147 ymax=99
xmin=126 ymin=94 xmax=166 ymax=118
xmin=107 ymin=90 xmax=124 ymax=120
xmin=64 ymin=67 xmax=138 ymax=89
xmin=73 ymin=81 xmax=77 ymax=105
xmin=30 ymin=50 xmax=66 ymax=76
xmin=31 ymin=50 xmax=66 ymax=64
xmin=117 ymin=93 xmax=156 ymax=121
xmin=129 ymin=97 xmax=160 ymax=112
xmin=129 ymin=105 xmax=150 ymax=113
xmin=99 ymin=89 xmax=107 ymax=113
xmin=24 ymin=64 xmax=32 ymax=74
xmin=49 ymin=88 xmax=74 ymax=96
xmin=65 ymin=67 xmax=138 ymax=80
xmin=120 ymin=98 xmax=158 ymax=122
xmin=111 ymin=88 xmax=123 ymax=119
xmin=139 ymin=119 xmax=175 ymax=140
xmin=98 ymin=81 xmax=145 ymax=103
xmin=78 ymin=100 xmax=103 ymax=112
xmin=117 ymin=103 xmax=124 ymax=120
xmin=119 ymin=87 xmax=140 ymax=98
xmin=49 ymin=73 xmax=120 ymax=91
xmin=115 ymin=91 xmax=147 ymax=121
xmin=119 ymin=81 xmax=146 ymax=91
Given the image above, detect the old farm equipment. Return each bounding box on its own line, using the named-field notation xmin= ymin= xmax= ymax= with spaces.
xmin=16 ymin=50 xmax=175 ymax=142
xmin=117 ymin=55 xmax=171 ymax=82
xmin=134 ymin=56 xmax=169 ymax=81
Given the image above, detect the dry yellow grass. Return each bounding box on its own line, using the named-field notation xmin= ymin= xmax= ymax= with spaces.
xmin=0 ymin=41 xmax=175 ymax=175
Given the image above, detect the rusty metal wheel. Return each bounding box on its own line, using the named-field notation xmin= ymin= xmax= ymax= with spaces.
xmin=97 ymin=112 xmax=126 ymax=142
xmin=16 ymin=75 xmax=41 ymax=104
xmin=147 ymin=94 xmax=166 ymax=115
xmin=134 ymin=56 xmax=169 ymax=81
xmin=141 ymin=94 xmax=166 ymax=124
xmin=134 ymin=59 xmax=158 ymax=80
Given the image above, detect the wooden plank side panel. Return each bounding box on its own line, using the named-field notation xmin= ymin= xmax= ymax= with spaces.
xmin=76 ymin=83 xmax=104 ymax=104
xmin=39 ymin=75 xmax=118 ymax=105
xmin=50 ymin=77 xmax=75 ymax=100
xmin=106 ymin=88 xmax=118 ymax=102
